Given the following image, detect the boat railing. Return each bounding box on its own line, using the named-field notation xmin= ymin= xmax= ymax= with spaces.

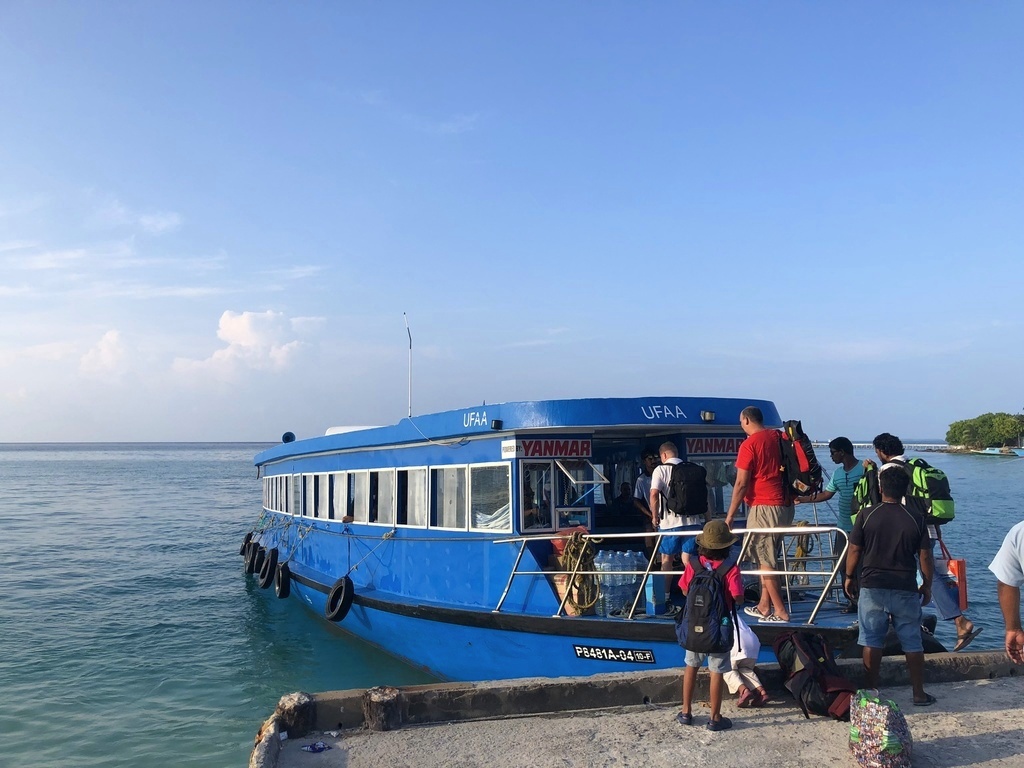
xmin=492 ymin=525 xmax=848 ymax=625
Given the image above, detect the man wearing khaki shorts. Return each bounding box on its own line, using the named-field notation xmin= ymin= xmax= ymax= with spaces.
xmin=725 ymin=406 xmax=793 ymax=623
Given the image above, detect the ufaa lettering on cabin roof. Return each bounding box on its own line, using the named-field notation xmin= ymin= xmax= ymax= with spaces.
xmin=640 ymin=405 xmax=687 ymax=420
xmin=462 ymin=410 xmax=489 ymax=427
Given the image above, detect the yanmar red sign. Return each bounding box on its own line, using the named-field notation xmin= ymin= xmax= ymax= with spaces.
xmin=504 ymin=439 xmax=592 ymax=459
xmin=685 ymin=436 xmax=744 ymax=457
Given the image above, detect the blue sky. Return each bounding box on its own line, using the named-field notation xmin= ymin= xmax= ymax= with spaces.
xmin=1 ymin=3 xmax=1021 ymax=442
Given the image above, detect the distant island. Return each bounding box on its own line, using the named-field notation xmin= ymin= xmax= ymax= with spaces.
xmin=946 ymin=412 xmax=1024 ymax=450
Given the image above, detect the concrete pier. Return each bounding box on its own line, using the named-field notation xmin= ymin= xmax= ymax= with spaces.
xmin=252 ymin=651 xmax=1023 ymax=768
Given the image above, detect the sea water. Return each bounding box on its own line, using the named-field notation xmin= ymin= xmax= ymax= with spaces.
xmin=0 ymin=443 xmax=1020 ymax=768
xmin=0 ymin=444 xmax=437 ymax=768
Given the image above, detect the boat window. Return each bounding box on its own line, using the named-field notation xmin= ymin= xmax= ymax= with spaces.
xmin=331 ymin=472 xmax=348 ymax=520
xmin=555 ymin=459 xmax=609 ymax=487
xmin=431 ymin=466 xmax=467 ymax=529
xmin=304 ymin=475 xmax=317 ymax=517
xmin=397 ymin=468 xmax=428 ymax=527
xmin=317 ymin=474 xmax=330 ymax=519
xmin=370 ymin=470 xmax=396 ymax=525
xmin=351 ymin=471 xmax=369 ymax=522
xmin=521 ymin=461 xmax=554 ymax=531
xmin=690 ymin=459 xmax=738 ymax=518
xmin=554 ymin=459 xmax=609 ymax=507
xmin=290 ymin=475 xmax=301 ymax=516
xmin=469 ymin=464 xmax=511 ymax=532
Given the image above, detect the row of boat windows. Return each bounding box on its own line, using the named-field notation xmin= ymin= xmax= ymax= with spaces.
xmin=262 ymin=463 xmax=512 ymax=531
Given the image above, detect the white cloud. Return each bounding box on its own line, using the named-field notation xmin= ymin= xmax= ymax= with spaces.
xmin=173 ymin=310 xmax=305 ymax=378
xmin=92 ymin=196 xmax=182 ymax=236
xmin=349 ymin=88 xmax=481 ymax=136
xmin=137 ymin=212 xmax=183 ymax=234
xmin=0 ymin=386 xmax=28 ymax=402
xmin=290 ymin=316 xmax=326 ymax=333
xmin=261 ymin=265 xmax=324 ymax=281
xmin=79 ymin=330 xmax=126 ymax=377
xmin=0 ymin=197 xmax=47 ymax=219
xmin=406 ymin=111 xmax=481 ymax=136
xmin=0 ymin=340 xmax=78 ymax=365
xmin=432 ymin=113 xmax=481 ymax=135
xmin=16 ymin=248 xmax=89 ymax=271
xmin=0 ymin=240 xmax=39 ymax=253
xmin=500 ymin=327 xmax=572 ymax=348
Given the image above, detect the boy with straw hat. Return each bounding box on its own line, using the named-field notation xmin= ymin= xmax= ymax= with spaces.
xmin=677 ymin=519 xmax=745 ymax=732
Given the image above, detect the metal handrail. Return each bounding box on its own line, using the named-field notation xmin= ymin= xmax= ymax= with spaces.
xmin=492 ymin=525 xmax=848 ymax=624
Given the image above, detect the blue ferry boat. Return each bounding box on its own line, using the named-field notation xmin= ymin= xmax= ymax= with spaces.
xmin=243 ymin=396 xmax=859 ymax=681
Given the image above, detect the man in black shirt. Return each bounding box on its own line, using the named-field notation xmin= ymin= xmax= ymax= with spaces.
xmin=845 ymin=467 xmax=936 ymax=705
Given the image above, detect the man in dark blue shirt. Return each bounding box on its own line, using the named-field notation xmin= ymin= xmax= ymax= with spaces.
xmin=845 ymin=467 xmax=936 ymax=705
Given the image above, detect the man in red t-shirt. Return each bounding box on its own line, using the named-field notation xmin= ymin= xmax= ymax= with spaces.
xmin=725 ymin=406 xmax=794 ymax=623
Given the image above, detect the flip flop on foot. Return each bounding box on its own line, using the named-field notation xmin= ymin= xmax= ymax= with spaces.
xmin=761 ymin=613 xmax=788 ymax=623
xmin=743 ymin=606 xmax=771 ymax=620
xmin=676 ymin=712 xmax=694 ymax=726
xmin=953 ymin=627 xmax=983 ymax=652
xmin=913 ymin=693 xmax=937 ymax=706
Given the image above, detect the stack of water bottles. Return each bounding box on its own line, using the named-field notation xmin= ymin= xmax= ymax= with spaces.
xmin=596 ymin=550 xmax=646 ymax=617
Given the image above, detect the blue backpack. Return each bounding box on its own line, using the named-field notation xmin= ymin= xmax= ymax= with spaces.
xmin=675 ymin=560 xmax=737 ymax=654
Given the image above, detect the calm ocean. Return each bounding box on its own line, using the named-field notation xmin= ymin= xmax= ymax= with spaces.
xmin=0 ymin=444 xmax=437 ymax=768
xmin=0 ymin=443 xmax=1020 ymax=767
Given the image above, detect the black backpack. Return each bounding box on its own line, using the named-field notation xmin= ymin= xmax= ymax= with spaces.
xmin=778 ymin=421 xmax=823 ymax=500
xmin=773 ymin=631 xmax=857 ymax=720
xmin=675 ymin=560 xmax=736 ymax=654
xmin=664 ymin=461 xmax=708 ymax=518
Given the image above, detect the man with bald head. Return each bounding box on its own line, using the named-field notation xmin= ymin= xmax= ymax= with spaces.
xmin=726 ymin=406 xmax=793 ymax=623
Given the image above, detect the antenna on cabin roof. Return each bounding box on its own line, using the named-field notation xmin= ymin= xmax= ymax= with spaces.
xmin=404 ymin=312 xmax=413 ymax=418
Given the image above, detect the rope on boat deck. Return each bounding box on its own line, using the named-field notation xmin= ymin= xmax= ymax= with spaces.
xmin=277 ymin=516 xmax=317 ymax=565
xmin=791 ymin=520 xmax=814 ymax=587
xmin=345 ymin=528 xmax=397 ymax=578
xmin=560 ymin=530 xmax=600 ymax=614
xmin=247 ymin=512 xmax=315 ymax=565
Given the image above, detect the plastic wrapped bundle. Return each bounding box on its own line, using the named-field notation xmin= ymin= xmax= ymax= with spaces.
xmin=848 ymin=690 xmax=913 ymax=768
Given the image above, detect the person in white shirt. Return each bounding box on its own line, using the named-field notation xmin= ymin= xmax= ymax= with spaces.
xmin=649 ymin=441 xmax=708 ymax=617
xmin=989 ymin=521 xmax=1024 ymax=664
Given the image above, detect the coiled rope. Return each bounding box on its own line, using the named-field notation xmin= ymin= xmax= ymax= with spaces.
xmin=792 ymin=519 xmax=814 ymax=586
xmin=560 ymin=530 xmax=600 ymax=613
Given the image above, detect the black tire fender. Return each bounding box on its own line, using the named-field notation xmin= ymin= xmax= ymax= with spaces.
xmin=239 ymin=531 xmax=253 ymax=556
xmin=275 ymin=563 xmax=291 ymax=599
xmin=253 ymin=546 xmax=266 ymax=576
xmin=325 ymin=576 xmax=355 ymax=622
xmin=258 ymin=548 xmax=278 ymax=589
xmin=244 ymin=541 xmax=259 ymax=574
